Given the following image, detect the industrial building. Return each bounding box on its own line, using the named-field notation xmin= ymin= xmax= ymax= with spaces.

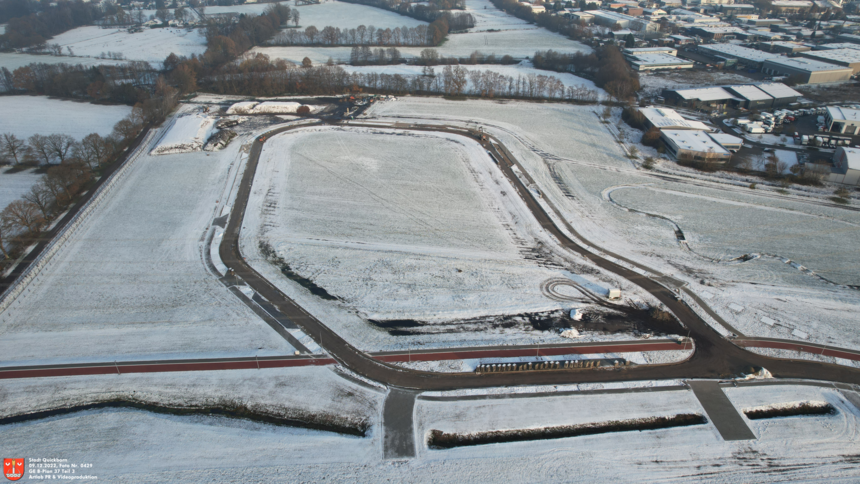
xmin=724 ymin=85 xmax=774 ymax=109
xmin=761 ymin=57 xmax=854 ymax=84
xmin=830 ymin=147 xmax=860 ymax=185
xmin=661 ymin=86 xmax=737 ymax=109
xmin=660 ymin=130 xmax=733 ymax=162
xmin=697 ymin=44 xmax=779 ymax=68
xmin=639 ymin=107 xmax=711 ymax=130
xmin=815 ymin=43 xmax=860 ymax=51
xmin=836 ymin=33 xmax=860 ymax=45
xmin=687 ymin=26 xmax=746 ymax=40
xmin=624 ymin=47 xmax=678 ymax=55
xmin=662 ymin=83 xmax=801 ymax=109
xmin=758 ymin=41 xmax=811 ymax=54
xmin=626 ymin=53 xmax=695 ymax=70
xmin=754 ymin=82 xmax=802 ymax=107
xmin=824 ymin=106 xmax=860 ymax=135
xmin=707 ymin=132 xmax=743 ymax=151
xmin=799 ymin=48 xmax=860 ymax=74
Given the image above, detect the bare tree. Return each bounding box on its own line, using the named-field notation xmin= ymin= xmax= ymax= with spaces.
xmin=0 ymin=133 xmax=26 ymax=165
xmin=1 ymin=200 xmax=45 ymax=235
xmin=28 ymin=134 xmax=54 ymax=165
xmin=0 ymin=217 xmax=10 ymax=259
xmin=76 ymin=133 xmax=111 ymax=170
xmin=292 ymin=9 xmax=300 ymax=27
xmin=46 ymin=134 xmax=77 ymax=164
xmin=22 ymin=183 xmax=54 ymax=220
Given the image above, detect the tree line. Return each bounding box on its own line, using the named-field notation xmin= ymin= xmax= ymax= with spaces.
xmin=271 ymin=23 xmax=437 ymax=47
xmin=203 ymin=54 xmax=598 ymax=101
xmin=339 ymin=0 xmax=473 ymax=29
xmin=0 ymin=61 xmax=157 ymax=105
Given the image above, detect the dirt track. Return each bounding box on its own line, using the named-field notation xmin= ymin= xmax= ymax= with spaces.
xmin=211 ymin=119 xmax=860 ymax=390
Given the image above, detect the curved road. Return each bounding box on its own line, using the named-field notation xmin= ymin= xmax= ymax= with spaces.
xmin=219 ymin=120 xmax=860 ymax=390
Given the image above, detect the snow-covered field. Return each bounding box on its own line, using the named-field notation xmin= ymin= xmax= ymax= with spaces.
xmin=254 ymin=0 xmax=589 ymax=64
xmin=256 ymin=25 xmax=589 ymax=64
xmin=0 ymin=168 xmax=42 ymax=215
xmin=343 ymin=63 xmax=605 ymax=98
xmin=0 ymin=53 xmax=131 ymax=73
xmin=242 ymin=126 xmax=568 ymax=321
xmin=237 ymin=124 xmax=657 ymax=352
xmin=49 ymin=26 xmax=206 ymax=64
xmin=0 ymin=96 xmax=131 ymax=140
xmin=0 ymin=113 xmax=295 ymax=366
xmin=225 ymin=101 xmax=317 ymax=114
xmin=152 ymin=109 xmax=217 ymax=154
xmin=3 ymin=377 xmax=859 ymax=482
xmin=364 ymin=96 xmax=860 ymax=353
xmin=208 ymin=0 xmax=427 ymax=29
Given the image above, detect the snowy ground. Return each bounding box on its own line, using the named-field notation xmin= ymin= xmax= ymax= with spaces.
xmin=343 ymin=63 xmax=605 ymax=98
xmin=2 ymin=378 xmax=859 ymax=482
xmin=364 ymin=96 xmax=860 ymax=353
xmin=0 ymin=96 xmax=131 ymax=140
xmin=0 ymin=168 xmax=42 ymax=212
xmin=49 ymin=26 xmax=207 ymax=64
xmin=0 ymin=111 xmax=295 ymax=366
xmin=151 ymin=108 xmax=217 ymax=154
xmin=210 ymin=0 xmax=427 ymax=30
xmin=0 ymin=53 xmax=129 ymax=73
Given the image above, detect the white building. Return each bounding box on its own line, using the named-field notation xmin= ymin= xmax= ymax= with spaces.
xmin=639 ymin=106 xmax=711 ymax=130
xmin=830 ymin=147 xmax=860 ymax=185
xmin=660 ymin=130 xmax=733 ymax=162
xmin=825 ymin=106 xmax=860 ymax=135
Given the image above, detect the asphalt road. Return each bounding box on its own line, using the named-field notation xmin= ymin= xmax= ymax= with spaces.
xmin=215 ymin=119 xmax=860 ymax=390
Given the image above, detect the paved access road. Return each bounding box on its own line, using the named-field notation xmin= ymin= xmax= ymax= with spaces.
xmin=214 ymin=120 xmax=860 ymax=390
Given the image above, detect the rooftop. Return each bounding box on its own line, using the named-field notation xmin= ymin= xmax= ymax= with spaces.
xmin=765 ymin=56 xmax=855 ymax=72
xmin=662 ymin=129 xmax=730 ymax=154
xmin=816 ymin=43 xmax=860 ymax=51
xmin=754 ymin=82 xmax=802 ymax=99
xmin=673 ymin=86 xmax=738 ymax=102
xmin=827 ymin=106 xmax=860 ymax=123
xmin=707 ymin=132 xmax=744 ymax=146
xmin=624 ymin=47 xmax=678 ymax=54
xmin=801 ymin=48 xmax=860 ymax=64
xmin=726 ymin=84 xmax=773 ymax=101
xmin=639 ymin=107 xmax=711 ymax=130
xmin=836 ymin=146 xmax=860 ymax=170
xmin=629 ymin=53 xmax=694 ymax=66
xmin=698 ymin=44 xmax=780 ymax=62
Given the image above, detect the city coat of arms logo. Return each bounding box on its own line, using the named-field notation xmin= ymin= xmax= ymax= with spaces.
xmin=3 ymin=459 xmax=24 ymax=481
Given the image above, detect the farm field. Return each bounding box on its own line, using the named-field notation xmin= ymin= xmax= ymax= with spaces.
xmin=208 ymin=0 xmax=427 ymax=30
xmin=0 ymin=96 xmax=132 ymax=140
xmin=2 ymin=377 xmax=859 ymax=482
xmin=0 ymin=53 xmax=131 ymax=73
xmin=342 ymin=63 xmax=604 ymax=97
xmin=0 ymin=168 xmax=42 ymax=212
xmin=365 ymin=96 xmax=860 ymax=352
xmin=238 ymin=125 xmax=649 ymax=352
xmin=255 ymin=25 xmax=590 ymax=64
xmin=0 ymin=117 xmax=295 ymax=366
xmin=49 ymin=26 xmax=206 ymax=64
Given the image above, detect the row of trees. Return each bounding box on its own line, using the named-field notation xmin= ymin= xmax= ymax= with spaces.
xmin=272 ymin=23 xmax=436 ymax=47
xmin=0 ymin=61 xmax=157 ymax=105
xmin=413 ymin=48 xmax=518 ymax=67
xmin=204 ymin=55 xmax=598 ymax=101
xmin=0 ymin=0 xmax=107 ymax=50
